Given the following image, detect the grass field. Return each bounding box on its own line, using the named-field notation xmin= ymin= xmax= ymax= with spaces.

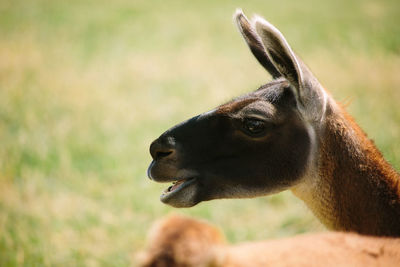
xmin=0 ymin=0 xmax=399 ymax=265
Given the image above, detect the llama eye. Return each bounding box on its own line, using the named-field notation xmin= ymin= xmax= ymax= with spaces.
xmin=243 ymin=118 xmax=266 ymax=135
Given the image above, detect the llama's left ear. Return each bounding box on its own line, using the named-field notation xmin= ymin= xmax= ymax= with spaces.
xmin=253 ymin=16 xmax=328 ymax=121
xmin=253 ymin=16 xmax=305 ymax=104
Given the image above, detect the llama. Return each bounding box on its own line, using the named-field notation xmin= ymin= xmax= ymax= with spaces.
xmin=147 ymin=10 xmax=400 ymax=236
xmin=137 ymin=215 xmax=400 ymax=267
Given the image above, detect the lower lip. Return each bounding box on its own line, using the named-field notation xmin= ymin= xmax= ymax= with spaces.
xmin=160 ymin=178 xmax=197 ymax=201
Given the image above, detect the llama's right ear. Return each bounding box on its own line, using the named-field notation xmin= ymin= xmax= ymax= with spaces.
xmin=234 ymin=9 xmax=281 ymax=79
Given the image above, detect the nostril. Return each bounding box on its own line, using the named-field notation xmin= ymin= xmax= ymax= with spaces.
xmin=155 ymin=150 xmax=173 ymax=160
xmin=150 ymin=138 xmax=176 ymax=160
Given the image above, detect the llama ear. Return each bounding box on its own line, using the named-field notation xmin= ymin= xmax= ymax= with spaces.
xmin=234 ymin=9 xmax=281 ymax=79
xmin=253 ymin=16 xmax=304 ymax=103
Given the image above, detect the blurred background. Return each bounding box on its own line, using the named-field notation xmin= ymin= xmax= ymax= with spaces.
xmin=0 ymin=0 xmax=399 ymax=265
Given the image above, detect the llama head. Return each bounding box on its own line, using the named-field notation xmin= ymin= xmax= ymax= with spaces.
xmin=147 ymin=10 xmax=328 ymax=207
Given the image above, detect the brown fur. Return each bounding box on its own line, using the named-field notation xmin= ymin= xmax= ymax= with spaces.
xmin=216 ymin=98 xmax=258 ymax=115
xmin=137 ymin=215 xmax=400 ymax=267
xmin=293 ymin=102 xmax=400 ymax=236
xmin=136 ymin=215 xmax=225 ymax=267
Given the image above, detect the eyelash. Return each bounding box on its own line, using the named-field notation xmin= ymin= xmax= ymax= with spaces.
xmin=242 ymin=118 xmax=266 ymax=135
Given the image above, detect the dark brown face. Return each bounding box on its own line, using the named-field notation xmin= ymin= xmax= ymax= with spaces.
xmin=147 ymin=81 xmax=312 ymax=207
xmin=147 ymin=10 xmax=327 ymax=207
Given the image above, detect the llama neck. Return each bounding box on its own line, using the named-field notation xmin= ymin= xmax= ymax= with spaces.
xmin=293 ymin=103 xmax=400 ymax=236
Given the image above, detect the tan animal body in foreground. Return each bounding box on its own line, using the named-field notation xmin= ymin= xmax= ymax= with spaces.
xmin=137 ymin=215 xmax=400 ymax=267
xmin=147 ymin=10 xmax=400 ymax=236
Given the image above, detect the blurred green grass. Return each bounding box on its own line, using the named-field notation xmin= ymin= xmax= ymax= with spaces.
xmin=0 ymin=0 xmax=399 ymax=266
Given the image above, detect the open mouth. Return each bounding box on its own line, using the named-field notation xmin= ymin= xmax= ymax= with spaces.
xmin=160 ymin=178 xmax=196 ymax=202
